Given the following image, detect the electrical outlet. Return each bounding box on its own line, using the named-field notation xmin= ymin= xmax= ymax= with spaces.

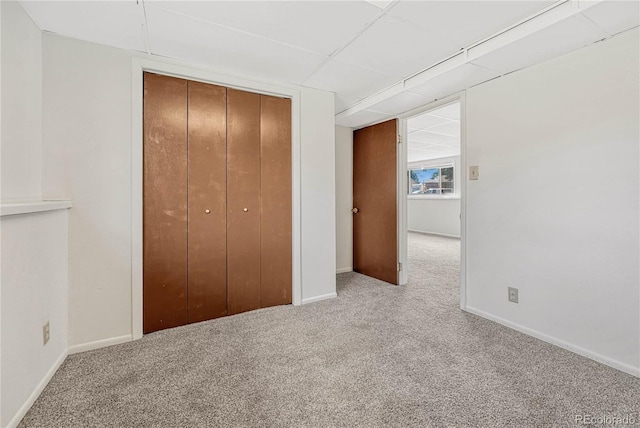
xmin=43 ymin=321 xmax=50 ymax=345
xmin=508 ymin=287 xmax=519 ymax=303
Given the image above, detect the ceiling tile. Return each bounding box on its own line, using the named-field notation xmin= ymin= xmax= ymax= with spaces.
xmin=427 ymin=121 xmax=460 ymax=138
xmin=387 ymin=1 xmax=557 ymax=49
xmin=335 ymin=95 xmax=364 ymax=114
xmin=581 ymin=0 xmax=640 ymax=36
xmin=368 ymin=91 xmax=434 ymax=115
xmin=145 ymin=6 xmax=326 ymax=84
xmin=410 ymin=130 xmax=458 ymax=144
xmin=303 ymin=59 xmax=398 ymax=100
xmin=334 ymin=15 xmax=460 ymax=78
xmin=470 ymin=15 xmax=610 ymax=73
xmin=430 ymin=103 xmax=461 ymax=121
xmin=409 ymin=63 xmax=501 ymax=101
xmin=19 ymin=1 xmax=146 ymax=52
xmin=408 ymin=113 xmax=452 ymax=130
xmin=146 ymin=1 xmax=382 ymax=56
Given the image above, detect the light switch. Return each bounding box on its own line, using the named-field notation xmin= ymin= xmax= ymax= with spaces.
xmin=469 ymin=165 xmax=479 ymax=180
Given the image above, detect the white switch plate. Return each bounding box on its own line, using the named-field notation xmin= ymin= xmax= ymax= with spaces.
xmin=469 ymin=165 xmax=479 ymax=180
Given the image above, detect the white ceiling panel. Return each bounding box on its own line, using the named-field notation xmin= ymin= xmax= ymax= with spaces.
xmin=145 ymin=6 xmax=326 ymax=84
xmin=427 ymin=121 xmax=460 ymax=138
xmin=335 ymin=95 xmax=365 ymax=114
xmin=409 ymin=63 xmax=501 ymax=101
xmin=334 ymin=15 xmax=460 ymax=78
xmin=581 ymin=0 xmax=640 ymax=36
xmin=470 ymin=15 xmax=609 ymax=73
xmin=19 ymin=1 xmax=147 ymax=52
xmin=387 ymin=0 xmax=557 ymax=50
xmin=408 ymin=114 xmax=452 ymax=131
xmin=145 ymin=1 xmax=382 ymax=56
xmin=303 ymin=59 xmax=398 ymax=100
xmin=430 ymin=103 xmax=460 ymax=121
xmin=410 ymin=130 xmax=458 ymax=144
xmin=335 ymin=109 xmax=390 ymax=128
xmin=368 ymin=91 xmax=434 ymax=115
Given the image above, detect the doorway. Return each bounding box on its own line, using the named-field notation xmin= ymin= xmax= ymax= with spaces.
xmin=403 ymin=99 xmax=463 ymax=300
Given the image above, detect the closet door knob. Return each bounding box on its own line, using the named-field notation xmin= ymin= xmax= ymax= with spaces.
xmin=243 ymin=208 xmax=248 ymax=212
xmin=205 ymin=209 xmax=211 ymax=214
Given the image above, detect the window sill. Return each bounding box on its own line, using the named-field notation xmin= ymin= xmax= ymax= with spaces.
xmin=407 ymin=195 xmax=460 ymax=201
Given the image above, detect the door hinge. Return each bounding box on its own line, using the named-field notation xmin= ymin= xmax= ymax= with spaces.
xmin=397 ymin=134 xmax=402 ymax=144
xmin=397 ymin=262 xmax=402 ymax=272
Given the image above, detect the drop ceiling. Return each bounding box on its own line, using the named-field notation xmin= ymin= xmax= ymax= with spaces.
xmin=408 ymin=102 xmax=460 ymax=162
xmin=18 ymin=1 xmax=639 ymax=128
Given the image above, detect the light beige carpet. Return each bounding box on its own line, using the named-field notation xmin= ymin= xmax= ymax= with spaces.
xmin=19 ymin=233 xmax=639 ymax=427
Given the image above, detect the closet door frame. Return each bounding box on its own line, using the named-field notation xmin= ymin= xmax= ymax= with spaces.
xmin=131 ymin=58 xmax=302 ymax=340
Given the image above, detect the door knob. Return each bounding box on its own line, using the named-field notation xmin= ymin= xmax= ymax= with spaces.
xmin=352 ymin=208 xmax=359 ymax=214
xmin=205 ymin=209 xmax=211 ymax=214
xmin=243 ymin=208 xmax=248 ymax=212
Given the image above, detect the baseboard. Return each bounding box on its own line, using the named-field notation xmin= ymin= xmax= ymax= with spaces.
xmin=6 ymin=349 xmax=68 ymax=428
xmin=68 ymin=334 xmax=133 ymax=355
xmin=336 ymin=267 xmax=353 ymax=274
xmin=301 ymin=292 xmax=338 ymax=305
xmin=408 ymin=229 xmax=460 ymax=239
xmin=464 ymin=306 xmax=640 ymax=378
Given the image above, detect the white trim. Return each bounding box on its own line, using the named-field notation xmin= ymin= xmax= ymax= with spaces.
xmin=5 ymin=350 xmax=68 ymax=428
xmin=397 ymin=118 xmax=408 ymax=285
xmin=68 ymin=335 xmax=133 ymax=355
xmin=301 ymin=292 xmax=338 ymax=305
xmin=459 ymin=92 xmax=468 ymax=310
xmin=465 ymin=306 xmax=640 ymax=378
xmin=131 ymin=57 xmax=303 ymax=340
xmin=408 ymin=229 xmax=460 ymax=239
xmin=0 ymin=200 xmax=72 ymax=217
xmin=336 ymin=267 xmax=353 ymax=274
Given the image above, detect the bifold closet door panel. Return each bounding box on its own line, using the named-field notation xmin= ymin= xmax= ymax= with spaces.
xmin=143 ymin=73 xmax=188 ymax=333
xmin=260 ymin=95 xmax=292 ymax=307
xmin=227 ymin=88 xmax=261 ymax=315
xmin=187 ymin=81 xmax=228 ymax=323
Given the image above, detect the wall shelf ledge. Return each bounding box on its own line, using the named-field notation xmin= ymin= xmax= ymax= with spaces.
xmin=1 ymin=199 xmax=72 ymax=217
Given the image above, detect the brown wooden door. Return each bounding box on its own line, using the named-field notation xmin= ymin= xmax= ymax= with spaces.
xmin=226 ymin=88 xmax=262 ymax=315
xmin=187 ymin=81 xmax=228 ymax=323
xmin=260 ymin=95 xmax=292 ymax=307
xmin=143 ymin=73 xmax=188 ymax=333
xmin=353 ymin=119 xmax=399 ymax=285
xmin=144 ymin=75 xmax=293 ymax=332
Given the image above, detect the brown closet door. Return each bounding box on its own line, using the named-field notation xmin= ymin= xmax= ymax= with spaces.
xmin=187 ymin=81 xmax=228 ymax=323
xmin=143 ymin=73 xmax=188 ymax=333
xmin=227 ymin=89 xmax=261 ymax=315
xmin=260 ymin=95 xmax=292 ymax=307
xmin=353 ymin=119 xmax=398 ymax=285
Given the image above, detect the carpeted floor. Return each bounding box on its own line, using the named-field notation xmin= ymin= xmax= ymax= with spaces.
xmin=20 ymin=233 xmax=640 ymax=427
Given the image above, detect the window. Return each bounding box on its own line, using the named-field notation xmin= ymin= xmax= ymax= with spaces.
xmin=408 ymin=165 xmax=454 ymax=195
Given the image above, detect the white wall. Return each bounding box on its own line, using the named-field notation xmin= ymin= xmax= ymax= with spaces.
xmin=335 ymin=125 xmax=353 ymax=273
xmin=1 ymin=3 xmax=70 ymax=427
xmin=408 ymin=155 xmax=461 ymax=237
xmin=300 ymin=89 xmax=337 ymax=301
xmin=465 ymin=28 xmax=639 ymax=376
xmin=1 ymin=1 xmax=41 ymax=200
xmin=41 ymin=33 xmax=337 ymax=347
xmin=42 ymin=34 xmax=133 ymax=349
xmin=1 ymin=211 xmax=68 ymax=428
xmin=408 ymin=199 xmax=460 ymax=238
